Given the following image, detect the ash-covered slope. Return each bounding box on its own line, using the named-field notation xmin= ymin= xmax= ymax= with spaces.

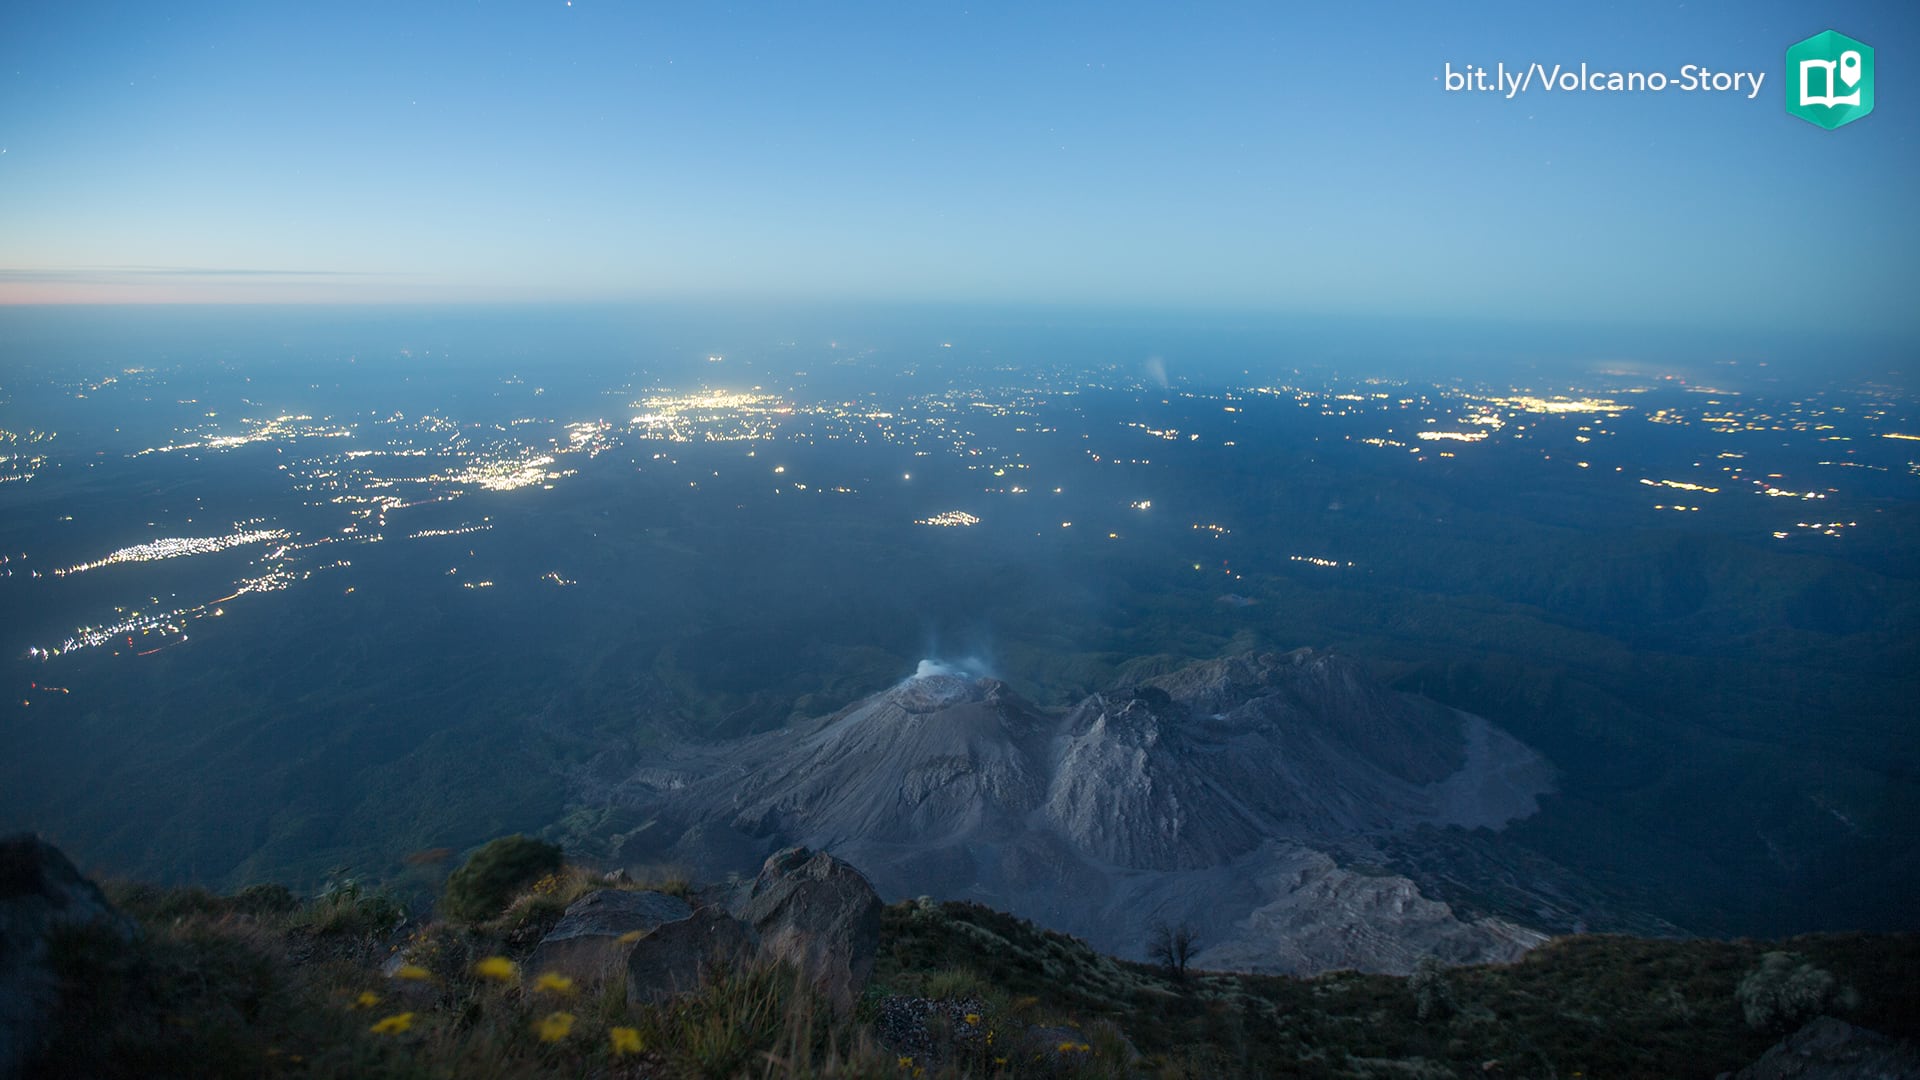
xmin=608 ymin=649 xmax=1558 ymax=975
xmin=726 ymin=671 xmax=1053 ymax=851
xmin=1045 ymin=651 xmax=1547 ymax=866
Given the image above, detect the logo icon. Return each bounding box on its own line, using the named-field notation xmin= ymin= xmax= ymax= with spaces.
xmin=1786 ymin=30 xmax=1874 ymax=129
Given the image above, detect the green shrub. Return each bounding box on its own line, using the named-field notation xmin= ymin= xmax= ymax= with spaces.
xmin=441 ymin=834 xmax=564 ymax=922
xmin=1410 ymin=956 xmax=1455 ymax=1022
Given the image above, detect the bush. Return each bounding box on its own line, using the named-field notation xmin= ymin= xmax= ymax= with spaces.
xmin=1736 ymin=951 xmax=1854 ymax=1030
xmin=441 ymin=835 xmax=564 ymax=922
xmin=1410 ymin=956 xmax=1456 ymax=1022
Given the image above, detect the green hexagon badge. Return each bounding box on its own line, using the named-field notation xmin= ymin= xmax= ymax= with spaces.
xmin=1787 ymin=30 xmax=1874 ymax=129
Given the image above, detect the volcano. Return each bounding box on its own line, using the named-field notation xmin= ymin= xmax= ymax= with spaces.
xmin=606 ymin=649 xmax=1559 ymax=975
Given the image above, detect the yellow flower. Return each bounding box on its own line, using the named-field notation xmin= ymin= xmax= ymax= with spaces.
xmin=897 ymin=1055 xmax=914 ymax=1068
xmin=353 ymin=990 xmax=380 ymax=1009
xmin=609 ymin=1026 xmax=644 ymax=1056
xmin=964 ymin=1012 xmax=981 ymax=1026
xmin=370 ymin=1012 xmax=415 ymax=1035
xmin=536 ymin=1011 xmax=575 ymax=1042
xmin=616 ymin=929 xmax=645 ymax=944
xmin=534 ymin=971 xmax=576 ymax=995
xmin=395 ymin=964 xmax=431 ymax=981
xmin=473 ymin=956 xmax=518 ymax=982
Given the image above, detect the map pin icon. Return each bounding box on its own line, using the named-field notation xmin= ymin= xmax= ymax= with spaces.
xmin=1840 ymin=50 xmax=1861 ymax=87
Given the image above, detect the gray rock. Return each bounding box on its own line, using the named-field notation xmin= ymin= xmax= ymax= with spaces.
xmin=1020 ymin=1023 xmax=1102 ymax=1068
xmin=1015 ymin=1019 xmax=1139 ymax=1067
xmin=377 ymin=950 xmax=440 ymax=1008
xmin=528 ymin=889 xmax=692 ymax=982
xmin=1733 ymin=1016 xmax=1920 ymax=1080
xmin=738 ymin=847 xmax=881 ymax=1013
xmin=1 ymin=835 xmax=134 ymax=1080
xmin=624 ymin=906 xmax=753 ymax=1004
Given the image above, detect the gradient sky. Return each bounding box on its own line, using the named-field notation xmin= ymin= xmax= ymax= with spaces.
xmin=1 ymin=1 xmax=1916 ymax=342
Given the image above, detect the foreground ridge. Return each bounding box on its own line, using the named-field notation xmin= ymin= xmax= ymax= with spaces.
xmin=9 ymin=834 xmax=1919 ymax=1079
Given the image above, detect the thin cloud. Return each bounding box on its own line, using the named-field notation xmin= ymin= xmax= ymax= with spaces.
xmin=0 ymin=266 xmax=402 ymax=283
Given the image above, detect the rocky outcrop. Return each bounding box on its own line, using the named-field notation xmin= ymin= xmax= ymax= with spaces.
xmin=1019 ymin=1022 xmax=1137 ymax=1068
xmin=619 ymin=848 xmax=882 ymax=1008
xmin=1 ymin=835 xmax=134 ymax=1080
xmin=738 ymin=847 xmax=882 ymax=1013
xmin=528 ymin=888 xmax=692 ymax=982
xmin=1730 ymin=1016 xmax=1920 ymax=1080
xmin=624 ymin=906 xmax=753 ymax=1004
xmin=1189 ymin=845 xmax=1548 ymax=975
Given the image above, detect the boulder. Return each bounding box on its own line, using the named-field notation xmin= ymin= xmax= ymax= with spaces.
xmin=528 ymin=889 xmax=692 ymax=982
xmin=1 ymin=835 xmax=134 ymax=1080
xmin=624 ymin=906 xmax=753 ymax=1004
xmin=1732 ymin=1016 xmax=1920 ymax=1080
xmin=1020 ymin=1023 xmax=1095 ymax=1068
xmin=1017 ymin=1020 xmax=1138 ymax=1069
xmin=378 ymin=950 xmax=441 ymax=1008
xmin=738 ymin=847 xmax=881 ymax=1013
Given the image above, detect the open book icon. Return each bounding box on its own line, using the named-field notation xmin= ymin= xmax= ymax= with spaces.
xmin=1800 ymin=49 xmax=1863 ymax=108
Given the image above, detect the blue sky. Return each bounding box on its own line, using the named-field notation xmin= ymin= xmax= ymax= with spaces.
xmin=1 ymin=1 xmax=1915 ymax=344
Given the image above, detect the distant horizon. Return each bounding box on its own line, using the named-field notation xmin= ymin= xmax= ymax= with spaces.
xmin=1 ymin=300 xmax=1911 ymax=389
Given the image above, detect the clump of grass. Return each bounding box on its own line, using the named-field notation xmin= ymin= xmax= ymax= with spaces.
xmin=645 ymin=961 xmax=815 ymax=1077
xmin=621 ymin=862 xmax=699 ymax=899
xmin=488 ymin=865 xmax=603 ymax=940
xmin=291 ymin=875 xmax=406 ymax=939
xmin=653 ymin=873 xmax=696 ymax=900
xmin=923 ymin=967 xmax=992 ymax=1002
